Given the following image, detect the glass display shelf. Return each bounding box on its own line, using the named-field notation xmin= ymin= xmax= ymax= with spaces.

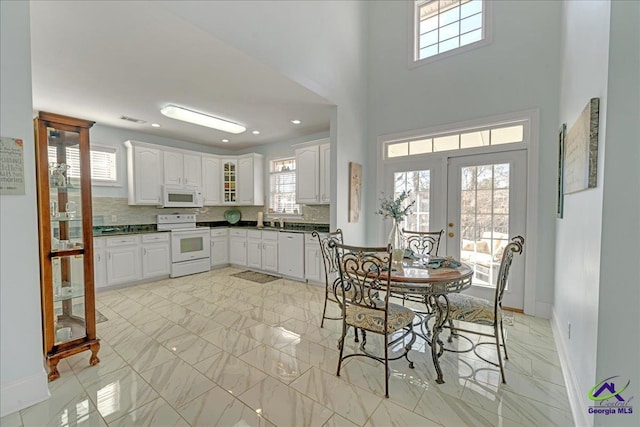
xmin=54 ymin=315 xmax=86 ymax=346
xmin=53 ymin=284 xmax=85 ymax=303
xmin=50 ymin=216 xmax=83 ymax=223
xmin=49 ymin=184 xmax=80 ymax=191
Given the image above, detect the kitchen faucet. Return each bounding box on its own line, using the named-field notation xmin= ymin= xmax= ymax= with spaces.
xmin=273 ymin=218 xmax=284 ymax=229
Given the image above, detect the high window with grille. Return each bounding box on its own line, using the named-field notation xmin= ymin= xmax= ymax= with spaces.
xmin=414 ymin=0 xmax=488 ymax=63
xmin=269 ymin=158 xmax=300 ymax=215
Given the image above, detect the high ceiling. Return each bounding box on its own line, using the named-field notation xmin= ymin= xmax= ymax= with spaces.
xmin=29 ymin=1 xmax=333 ymax=150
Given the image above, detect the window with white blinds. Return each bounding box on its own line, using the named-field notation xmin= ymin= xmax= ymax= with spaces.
xmin=269 ymin=157 xmax=300 ymax=215
xmin=47 ymin=145 xmax=118 ymax=185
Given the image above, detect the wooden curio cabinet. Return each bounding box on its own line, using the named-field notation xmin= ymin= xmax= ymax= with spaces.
xmin=34 ymin=112 xmax=100 ymax=381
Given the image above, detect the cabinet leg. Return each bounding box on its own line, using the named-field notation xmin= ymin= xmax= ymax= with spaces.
xmin=47 ymin=358 xmax=61 ymax=381
xmin=89 ymin=342 xmax=101 ymax=366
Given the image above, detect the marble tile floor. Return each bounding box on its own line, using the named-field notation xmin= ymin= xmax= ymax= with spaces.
xmin=2 ymin=267 xmax=574 ymax=427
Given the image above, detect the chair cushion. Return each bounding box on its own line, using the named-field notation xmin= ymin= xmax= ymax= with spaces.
xmin=345 ymin=303 xmax=414 ymax=334
xmin=447 ymin=293 xmax=496 ymax=326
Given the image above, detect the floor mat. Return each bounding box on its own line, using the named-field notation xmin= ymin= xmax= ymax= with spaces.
xmin=231 ymin=270 xmax=281 ymax=284
xmin=96 ymin=310 xmax=108 ymax=324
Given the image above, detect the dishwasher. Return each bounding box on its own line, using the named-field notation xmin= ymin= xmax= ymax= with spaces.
xmin=277 ymin=232 xmax=305 ymax=280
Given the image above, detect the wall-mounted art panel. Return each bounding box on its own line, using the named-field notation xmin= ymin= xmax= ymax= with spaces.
xmin=564 ymin=98 xmax=600 ymax=194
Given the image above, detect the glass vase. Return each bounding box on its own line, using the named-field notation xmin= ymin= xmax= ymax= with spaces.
xmin=388 ymin=220 xmax=405 ymax=264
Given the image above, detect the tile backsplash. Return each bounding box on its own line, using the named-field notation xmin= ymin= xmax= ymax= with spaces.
xmin=92 ymin=197 xmax=329 ymax=226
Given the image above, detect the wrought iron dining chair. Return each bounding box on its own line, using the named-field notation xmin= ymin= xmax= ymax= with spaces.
xmin=330 ymin=241 xmax=416 ymax=398
xmin=394 ymin=229 xmax=444 ymax=308
xmin=444 ymin=235 xmax=524 ymax=383
xmin=402 ymin=228 xmax=444 ymax=258
xmin=313 ymin=230 xmax=347 ymax=328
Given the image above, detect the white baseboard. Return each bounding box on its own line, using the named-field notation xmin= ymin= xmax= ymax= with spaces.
xmin=0 ymin=369 xmax=50 ymax=418
xmin=550 ymin=306 xmax=592 ymax=427
xmin=535 ymin=301 xmax=552 ymax=318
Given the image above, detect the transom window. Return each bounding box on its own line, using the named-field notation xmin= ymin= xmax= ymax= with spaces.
xmin=414 ymin=0 xmax=487 ymax=62
xmin=269 ymin=157 xmax=300 ymax=215
xmin=47 ymin=144 xmax=119 ymax=185
xmin=385 ymin=122 xmax=525 ymax=159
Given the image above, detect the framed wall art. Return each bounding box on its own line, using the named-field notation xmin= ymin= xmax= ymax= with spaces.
xmin=348 ymin=161 xmax=362 ymax=223
xmin=564 ymin=98 xmax=600 ymax=194
xmin=557 ymin=124 xmax=566 ymax=218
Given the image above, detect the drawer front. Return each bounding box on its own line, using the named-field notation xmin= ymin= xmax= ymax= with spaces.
xmin=261 ymin=231 xmax=278 ymax=241
xmin=142 ymin=233 xmax=169 ymax=243
xmin=305 ymin=233 xmax=323 ymax=244
xmin=229 ymin=229 xmax=247 ymax=237
xmin=210 ymin=228 xmax=228 ymax=237
xmin=247 ymin=230 xmax=262 ymax=239
xmin=106 ymin=235 xmax=140 ymax=247
xmin=93 ymin=237 xmax=106 ymax=249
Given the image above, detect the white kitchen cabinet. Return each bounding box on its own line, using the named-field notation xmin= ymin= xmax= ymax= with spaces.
xmin=94 ymin=237 xmax=107 ymax=288
xmin=278 ymin=232 xmax=304 ymax=279
xmin=304 ymin=233 xmax=323 ymax=283
xmin=237 ymin=154 xmax=264 ymax=206
xmin=296 ymin=145 xmax=320 ymax=204
xmin=295 ymin=139 xmax=330 ymax=204
xmin=141 ymin=233 xmax=170 ymax=278
xmin=222 ymin=159 xmax=238 ymax=204
xmin=163 ymin=150 xmax=202 ymax=187
xmin=262 ymin=232 xmax=278 ymax=273
xmin=319 ymin=143 xmax=331 ymax=203
xmin=247 ymin=230 xmax=262 ymax=269
xmin=124 ymin=140 xmax=163 ymax=205
xmin=246 ymin=230 xmax=278 ymax=272
xmin=202 ymin=156 xmax=221 ymax=205
xmin=229 ymin=229 xmax=247 ymax=266
xmin=105 ymin=235 xmax=141 ymax=285
xmin=210 ymin=228 xmax=228 ymax=267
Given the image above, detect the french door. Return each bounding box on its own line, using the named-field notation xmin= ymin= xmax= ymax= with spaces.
xmin=385 ymin=149 xmax=527 ymax=310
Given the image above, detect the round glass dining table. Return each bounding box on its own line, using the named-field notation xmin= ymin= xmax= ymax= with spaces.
xmin=381 ymin=259 xmax=474 ymax=384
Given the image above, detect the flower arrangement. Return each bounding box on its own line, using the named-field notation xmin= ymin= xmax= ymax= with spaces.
xmin=376 ymin=190 xmax=415 ymax=222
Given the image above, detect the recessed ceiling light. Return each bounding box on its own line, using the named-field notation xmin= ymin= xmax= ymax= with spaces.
xmin=151 ymin=123 xmax=160 ymax=127
xmin=221 ymin=139 xmax=229 ymax=143
xmin=252 ymin=130 xmax=260 ymax=135
xmin=291 ymin=119 xmax=301 ymax=124
xmin=160 ymin=104 xmax=246 ymax=134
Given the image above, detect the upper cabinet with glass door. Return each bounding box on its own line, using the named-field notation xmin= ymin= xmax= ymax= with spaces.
xmin=35 ymin=112 xmax=100 ymax=381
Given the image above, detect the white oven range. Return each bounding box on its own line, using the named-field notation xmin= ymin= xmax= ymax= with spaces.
xmin=157 ymin=214 xmax=210 ymax=278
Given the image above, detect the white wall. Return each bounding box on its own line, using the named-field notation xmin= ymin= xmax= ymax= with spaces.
xmin=594 ymin=1 xmax=639 ymax=426
xmin=0 ymin=0 xmax=50 ymax=416
xmin=366 ymin=0 xmax=562 ymax=310
xmin=159 ymin=1 xmax=369 ymax=243
xmin=554 ymin=1 xmax=611 ymax=424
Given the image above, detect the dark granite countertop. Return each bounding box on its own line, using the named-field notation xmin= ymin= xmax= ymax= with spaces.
xmin=198 ymin=221 xmax=330 ymax=233
xmin=93 ymin=224 xmax=163 ymax=236
xmin=93 ymin=221 xmax=330 ymax=236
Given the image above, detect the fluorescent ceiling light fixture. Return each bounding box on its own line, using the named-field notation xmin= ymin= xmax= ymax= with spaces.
xmin=252 ymin=130 xmax=260 ymax=135
xmin=221 ymin=139 xmax=229 ymax=143
xmin=160 ymin=104 xmax=246 ymax=134
xmin=151 ymin=123 xmax=160 ymax=127
xmin=291 ymin=119 xmax=301 ymax=124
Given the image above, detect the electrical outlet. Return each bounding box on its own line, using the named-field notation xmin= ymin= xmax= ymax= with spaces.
xmin=111 ymin=215 xmax=117 ymax=223
xmin=568 ymin=322 xmax=571 ymax=339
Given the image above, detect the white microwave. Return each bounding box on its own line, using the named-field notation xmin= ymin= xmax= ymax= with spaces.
xmin=160 ymin=185 xmax=204 ymax=208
